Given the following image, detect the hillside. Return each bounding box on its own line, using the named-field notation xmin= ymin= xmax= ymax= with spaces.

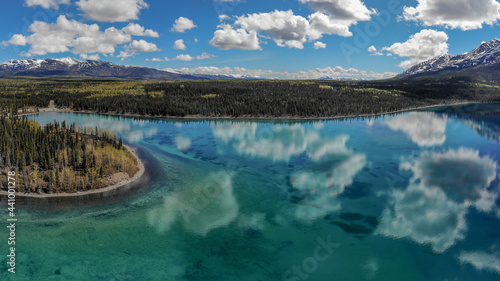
xmin=0 ymin=58 xmax=232 ymax=80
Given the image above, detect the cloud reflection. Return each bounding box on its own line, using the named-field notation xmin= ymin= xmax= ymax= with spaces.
xmin=459 ymin=250 xmax=500 ymax=274
xmin=212 ymin=121 xmax=368 ymax=221
xmin=147 ymin=172 xmax=239 ymax=236
xmin=377 ymin=148 xmax=498 ymax=253
xmin=385 ymin=112 xmax=448 ymax=147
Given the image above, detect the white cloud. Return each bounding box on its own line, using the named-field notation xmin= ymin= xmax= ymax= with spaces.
xmin=403 ymin=0 xmax=500 ymax=30
xmin=209 ymin=24 xmax=261 ymax=50
xmin=368 ymin=45 xmax=383 ymax=56
xmin=129 ymin=39 xmax=160 ymax=52
xmin=1 ymin=15 xmax=134 ymax=57
xmin=152 ymin=53 xmax=216 ymax=62
xmin=235 ymin=10 xmax=311 ymax=49
xmin=122 ymin=23 xmax=159 ymax=37
xmin=377 ymin=148 xmax=498 ymax=253
xmin=196 ymin=52 xmax=216 ymax=60
xmin=80 ymin=53 xmax=100 ymax=60
xmin=118 ymin=39 xmax=160 ymax=60
xmin=25 ymin=0 xmax=69 ymax=9
xmin=385 ymin=112 xmax=448 ymax=147
xmin=299 ymin=0 xmax=376 ymax=22
xmin=173 ymin=54 xmax=194 ymax=61
xmin=313 ymin=41 xmax=327 ymax=49
xmin=76 ymin=0 xmax=149 ymax=22
xmin=210 ymin=2 xmax=375 ymax=51
xmin=384 ymin=29 xmax=449 ymax=69
xmin=219 ymin=14 xmax=231 ymax=21
xmin=163 ymin=65 xmax=397 ymax=80
xmin=173 ymin=39 xmax=187 ymax=50
xmin=459 ymin=251 xmax=500 ymax=274
xmin=307 ymin=12 xmax=352 ymax=39
xmin=171 ymin=17 xmax=197 ymax=33
xmin=1 ymin=34 xmax=28 ymax=46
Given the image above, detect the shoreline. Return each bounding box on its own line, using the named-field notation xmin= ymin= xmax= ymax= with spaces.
xmin=67 ymin=101 xmax=481 ymax=121
xmin=0 ymin=144 xmax=145 ymax=199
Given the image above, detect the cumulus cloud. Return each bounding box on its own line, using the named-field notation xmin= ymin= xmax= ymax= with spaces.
xmin=118 ymin=39 xmax=160 ymax=60
xmin=171 ymin=17 xmax=197 ymax=33
xmin=76 ymin=0 xmax=149 ymax=22
xmin=299 ymin=0 xmax=376 ymax=21
xmin=196 ymin=52 xmax=216 ymax=60
xmin=384 ymin=29 xmax=449 ymax=69
xmin=1 ymin=15 xmax=134 ymax=57
xmin=377 ymin=148 xmax=498 ymax=253
xmin=1 ymin=34 xmax=28 ymax=46
xmin=403 ymin=0 xmax=500 ymax=30
xmin=151 ymin=53 xmax=216 ymax=62
xmin=385 ymin=112 xmax=448 ymax=147
xmin=173 ymin=54 xmax=194 ymax=61
xmin=164 ymin=65 xmax=397 ymax=80
xmin=147 ymin=172 xmax=239 ymax=236
xmin=209 ymin=24 xmax=261 ymax=50
xmin=25 ymin=0 xmax=69 ymax=9
xmin=122 ymin=23 xmax=159 ymax=37
xmin=80 ymin=53 xmax=100 ymax=60
xmin=210 ymin=1 xmax=375 ymax=50
xmin=368 ymin=45 xmax=383 ymax=56
xmin=129 ymin=39 xmax=160 ymax=52
xmin=313 ymin=41 xmax=327 ymax=49
xmin=173 ymin=39 xmax=187 ymax=50
xmin=234 ymin=10 xmax=311 ymax=49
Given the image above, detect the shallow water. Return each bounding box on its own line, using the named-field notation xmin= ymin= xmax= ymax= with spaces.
xmin=2 ymin=104 xmax=500 ymax=280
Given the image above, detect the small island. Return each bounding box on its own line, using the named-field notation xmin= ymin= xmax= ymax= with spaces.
xmin=0 ymin=114 xmax=141 ymax=195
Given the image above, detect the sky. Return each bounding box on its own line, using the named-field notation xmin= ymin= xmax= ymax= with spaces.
xmin=1 ymin=0 xmax=500 ymax=79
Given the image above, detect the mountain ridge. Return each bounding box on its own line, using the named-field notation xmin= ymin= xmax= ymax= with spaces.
xmin=398 ymin=38 xmax=500 ymax=78
xmin=0 ymin=58 xmax=232 ymax=80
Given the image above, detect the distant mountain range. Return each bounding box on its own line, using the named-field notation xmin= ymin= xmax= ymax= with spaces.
xmin=398 ymin=38 xmax=500 ymax=78
xmin=1 ymin=38 xmax=500 ymax=81
xmin=0 ymin=57 xmax=233 ymax=80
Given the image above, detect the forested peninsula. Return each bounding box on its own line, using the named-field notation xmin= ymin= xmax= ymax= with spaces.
xmin=0 ymin=115 xmax=140 ymax=194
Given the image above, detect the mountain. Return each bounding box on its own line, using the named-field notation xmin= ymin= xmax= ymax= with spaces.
xmin=398 ymin=38 xmax=500 ymax=78
xmin=0 ymin=58 xmax=228 ymax=80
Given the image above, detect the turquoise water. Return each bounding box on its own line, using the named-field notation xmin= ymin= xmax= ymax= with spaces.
xmin=2 ymin=104 xmax=500 ymax=280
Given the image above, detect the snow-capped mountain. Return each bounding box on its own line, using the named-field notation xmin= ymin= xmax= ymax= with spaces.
xmin=398 ymin=38 xmax=500 ymax=77
xmin=0 ymin=58 xmax=225 ymax=80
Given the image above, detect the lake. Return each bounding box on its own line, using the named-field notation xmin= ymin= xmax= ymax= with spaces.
xmin=2 ymin=103 xmax=500 ymax=280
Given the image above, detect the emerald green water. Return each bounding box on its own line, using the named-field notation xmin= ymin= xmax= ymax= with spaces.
xmin=2 ymin=103 xmax=500 ymax=280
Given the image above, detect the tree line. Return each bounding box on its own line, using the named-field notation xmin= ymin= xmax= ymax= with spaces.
xmin=0 ymin=114 xmax=137 ymax=194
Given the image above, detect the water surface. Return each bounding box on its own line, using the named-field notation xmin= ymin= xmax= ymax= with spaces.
xmin=2 ymin=104 xmax=500 ymax=280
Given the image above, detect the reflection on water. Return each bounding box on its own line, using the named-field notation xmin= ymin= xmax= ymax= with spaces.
xmin=148 ymin=171 xmax=238 ymax=236
xmin=384 ymin=112 xmax=448 ymax=147
xmin=10 ymin=104 xmax=500 ymax=280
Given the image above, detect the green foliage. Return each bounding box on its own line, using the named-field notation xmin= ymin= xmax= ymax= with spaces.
xmin=0 ymin=115 xmax=138 ymax=194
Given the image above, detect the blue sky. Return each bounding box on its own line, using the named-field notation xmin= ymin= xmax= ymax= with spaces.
xmin=1 ymin=0 xmax=500 ymax=79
